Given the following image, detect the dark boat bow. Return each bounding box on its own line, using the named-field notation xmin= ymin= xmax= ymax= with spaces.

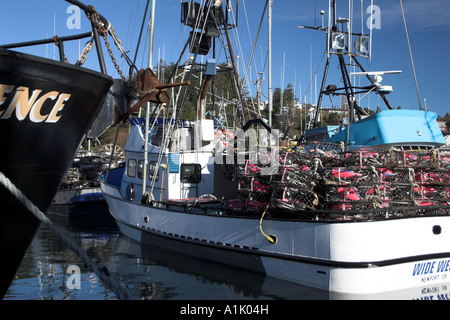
xmin=0 ymin=48 xmax=113 ymax=298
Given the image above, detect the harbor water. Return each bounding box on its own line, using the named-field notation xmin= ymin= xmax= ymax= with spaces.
xmin=3 ymin=208 xmax=328 ymax=301
xmin=5 ymin=207 xmax=450 ymax=301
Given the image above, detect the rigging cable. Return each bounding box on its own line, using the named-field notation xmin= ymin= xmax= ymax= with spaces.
xmin=242 ymin=0 xmax=268 ymax=103
xmin=132 ymin=0 xmax=151 ymax=69
xmin=174 ymin=0 xmax=213 ymax=124
xmin=300 ymin=51 xmax=326 ymax=104
xmin=227 ymin=1 xmax=257 ymax=121
xmin=399 ymin=0 xmax=422 ymax=110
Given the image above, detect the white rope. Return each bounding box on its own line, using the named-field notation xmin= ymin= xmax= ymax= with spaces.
xmin=0 ymin=171 xmax=135 ymax=300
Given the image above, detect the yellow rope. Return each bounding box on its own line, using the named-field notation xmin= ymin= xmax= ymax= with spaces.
xmin=259 ymin=204 xmax=275 ymax=243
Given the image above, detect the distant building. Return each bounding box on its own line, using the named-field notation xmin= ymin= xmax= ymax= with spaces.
xmin=437 ymin=120 xmax=447 ymax=134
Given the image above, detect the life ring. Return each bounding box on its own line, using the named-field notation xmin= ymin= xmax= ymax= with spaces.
xmin=215 ymin=129 xmax=235 ymax=147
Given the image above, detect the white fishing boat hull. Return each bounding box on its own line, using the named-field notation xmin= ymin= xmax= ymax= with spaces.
xmin=101 ymin=181 xmax=450 ymax=295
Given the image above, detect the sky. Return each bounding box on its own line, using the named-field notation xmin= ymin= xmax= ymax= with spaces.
xmin=0 ymin=0 xmax=449 ymax=117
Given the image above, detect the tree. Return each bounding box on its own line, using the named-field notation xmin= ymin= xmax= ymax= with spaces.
xmin=283 ymin=83 xmax=295 ymax=108
xmin=321 ymin=112 xmax=340 ymax=126
xmin=272 ymin=87 xmax=282 ymax=115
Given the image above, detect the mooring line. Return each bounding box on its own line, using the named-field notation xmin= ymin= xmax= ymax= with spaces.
xmin=0 ymin=171 xmax=135 ymax=300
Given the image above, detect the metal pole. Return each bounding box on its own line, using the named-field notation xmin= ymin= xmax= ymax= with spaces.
xmin=268 ymin=0 xmax=273 ymax=127
xmin=92 ymin=27 xmax=107 ymax=74
xmin=142 ymin=0 xmax=156 ymax=198
xmin=0 ymin=32 xmax=92 ymax=49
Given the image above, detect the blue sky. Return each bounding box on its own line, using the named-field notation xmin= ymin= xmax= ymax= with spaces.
xmin=1 ymin=0 xmax=449 ymax=117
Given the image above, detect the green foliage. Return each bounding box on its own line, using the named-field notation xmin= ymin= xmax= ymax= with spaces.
xmin=321 ymin=112 xmax=340 ymax=126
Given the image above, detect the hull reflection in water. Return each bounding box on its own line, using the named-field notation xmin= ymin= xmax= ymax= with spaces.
xmin=5 ymin=211 xmax=450 ymax=300
xmin=4 ymin=211 xmax=326 ymax=300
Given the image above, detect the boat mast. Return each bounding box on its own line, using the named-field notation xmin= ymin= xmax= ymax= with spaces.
xmin=268 ymin=0 xmax=273 ymax=127
xmin=142 ymin=0 xmax=156 ymax=197
xmin=174 ymin=0 xmax=246 ymax=127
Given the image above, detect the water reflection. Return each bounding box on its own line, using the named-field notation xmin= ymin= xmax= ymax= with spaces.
xmin=5 ymin=211 xmax=119 ymax=300
xmin=5 ymin=210 xmax=328 ymax=300
xmin=5 ymin=210 xmax=450 ymax=300
xmin=110 ymin=234 xmax=329 ymax=300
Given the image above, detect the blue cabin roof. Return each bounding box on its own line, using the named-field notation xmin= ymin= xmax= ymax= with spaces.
xmin=305 ymin=109 xmax=445 ymax=148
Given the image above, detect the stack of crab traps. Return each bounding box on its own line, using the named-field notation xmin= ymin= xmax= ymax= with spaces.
xmin=323 ymin=147 xmax=450 ymax=212
xmin=227 ymin=142 xmax=450 ymax=220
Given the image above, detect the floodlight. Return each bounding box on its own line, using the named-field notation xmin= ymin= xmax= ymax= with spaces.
xmin=331 ymin=32 xmax=345 ymax=50
xmin=355 ymin=36 xmax=370 ymax=54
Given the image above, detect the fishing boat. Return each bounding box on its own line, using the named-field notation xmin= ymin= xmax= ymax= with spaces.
xmin=101 ymin=0 xmax=450 ymax=295
xmin=0 ymin=0 xmax=164 ymax=298
xmin=50 ymin=144 xmax=125 ymax=216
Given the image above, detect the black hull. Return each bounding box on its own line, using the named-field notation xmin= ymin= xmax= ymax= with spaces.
xmin=0 ymin=48 xmax=112 ymax=298
xmin=49 ymin=201 xmax=109 ymax=216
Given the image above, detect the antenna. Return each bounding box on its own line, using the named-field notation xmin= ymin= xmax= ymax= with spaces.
xmin=351 ymin=70 xmax=402 ymax=93
xmin=350 ymin=70 xmax=403 ymax=76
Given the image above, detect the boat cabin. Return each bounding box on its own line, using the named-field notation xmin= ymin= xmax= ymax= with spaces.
xmin=120 ymin=118 xmax=239 ymax=206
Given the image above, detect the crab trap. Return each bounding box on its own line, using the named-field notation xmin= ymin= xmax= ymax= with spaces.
xmin=222 ymin=143 xmax=450 ymax=220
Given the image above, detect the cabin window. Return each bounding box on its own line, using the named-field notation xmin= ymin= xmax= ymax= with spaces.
xmin=150 ymin=126 xmax=163 ymax=146
xmin=181 ymin=163 xmax=201 ymax=183
xmin=138 ymin=160 xmax=145 ymax=179
xmin=127 ymin=159 xmax=137 ymax=177
xmin=148 ymin=161 xmax=159 ymax=181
